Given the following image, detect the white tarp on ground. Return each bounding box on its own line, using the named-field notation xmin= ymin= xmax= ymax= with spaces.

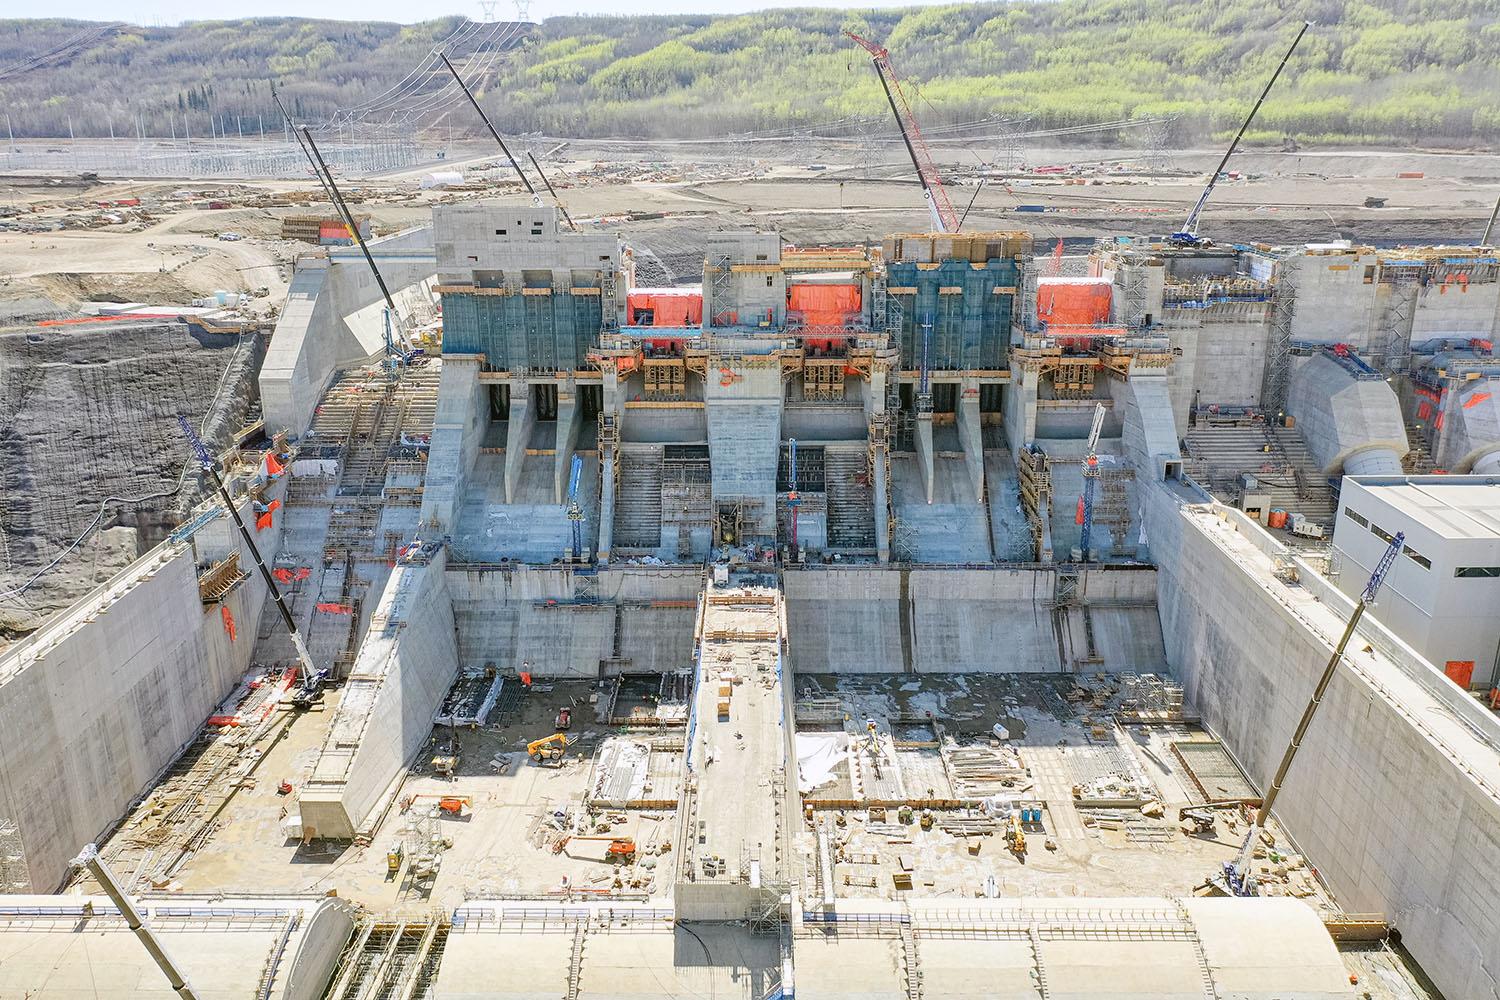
xmin=291 ymin=458 xmax=338 ymax=478
xmin=796 ymin=732 xmax=849 ymax=792
xmin=593 ymin=739 xmax=650 ymax=801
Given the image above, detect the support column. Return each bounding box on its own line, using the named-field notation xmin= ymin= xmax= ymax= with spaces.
xmin=596 ymin=364 xmax=624 ymax=566
xmin=597 ymin=446 xmax=616 ymax=565
xmin=915 ymin=411 xmax=935 ymax=505
xmin=419 ymin=357 xmax=484 ymax=531
xmin=957 ymin=379 xmax=985 ymax=503
xmin=553 ymin=382 xmax=582 ymax=504
xmin=1005 ymin=368 xmax=1039 ymax=457
xmin=504 ymin=381 xmax=535 ymax=504
xmin=872 ymin=447 xmax=891 ymax=563
xmin=865 ymin=365 xmax=888 ymax=422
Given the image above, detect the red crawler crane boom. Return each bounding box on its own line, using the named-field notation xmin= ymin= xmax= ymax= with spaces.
xmin=845 ymin=31 xmax=959 ymax=234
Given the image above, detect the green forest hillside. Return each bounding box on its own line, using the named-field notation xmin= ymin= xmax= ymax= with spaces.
xmin=1 ymin=0 xmax=1497 ymax=144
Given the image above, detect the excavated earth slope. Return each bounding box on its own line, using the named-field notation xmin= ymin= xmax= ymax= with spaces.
xmin=0 ymin=320 xmax=264 ymax=639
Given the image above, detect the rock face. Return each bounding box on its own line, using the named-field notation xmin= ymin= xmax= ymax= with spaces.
xmin=0 ymin=321 xmax=264 ymax=633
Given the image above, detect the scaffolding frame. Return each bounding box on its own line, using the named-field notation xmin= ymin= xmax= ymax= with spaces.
xmin=1261 ymin=258 xmax=1297 ymax=415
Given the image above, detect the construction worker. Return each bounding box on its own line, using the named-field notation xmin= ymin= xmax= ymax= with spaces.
xmin=520 ymin=661 xmax=533 ymax=690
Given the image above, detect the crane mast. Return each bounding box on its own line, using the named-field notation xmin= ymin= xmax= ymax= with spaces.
xmin=178 ymin=417 xmax=326 ymax=705
xmin=1176 ymin=21 xmax=1312 ymax=241
xmin=1078 ymin=403 xmax=1105 ymax=562
xmin=1222 ymin=530 xmax=1405 ymax=895
xmin=845 ymin=31 xmax=959 ymax=234
xmin=566 ymin=454 xmax=585 ymax=559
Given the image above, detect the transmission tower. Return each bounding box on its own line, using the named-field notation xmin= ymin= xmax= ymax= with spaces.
xmin=513 ymin=0 xmax=531 ymax=21
xmin=992 ymin=114 xmax=1033 ymax=172
xmin=1140 ymin=115 xmax=1179 ymax=173
xmin=478 ymin=1 xmax=497 ymax=21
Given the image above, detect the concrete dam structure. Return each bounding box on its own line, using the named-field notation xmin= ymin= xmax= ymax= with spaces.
xmin=2 ymin=204 xmax=1499 ymax=1000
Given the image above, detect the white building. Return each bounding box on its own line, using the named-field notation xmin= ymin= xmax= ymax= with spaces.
xmin=1331 ymin=475 xmax=1500 ymax=692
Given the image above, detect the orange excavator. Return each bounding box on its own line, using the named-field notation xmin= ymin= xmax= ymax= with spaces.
xmin=553 ymin=835 xmax=637 ymax=864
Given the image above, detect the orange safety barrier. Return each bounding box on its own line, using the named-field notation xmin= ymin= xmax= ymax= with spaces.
xmin=1445 ymin=660 xmax=1475 ymax=688
xmin=627 ymin=289 xmax=702 ymax=327
xmin=37 ymin=313 xmax=167 ymax=327
xmin=221 ymin=605 xmax=237 ymax=641
xmin=1037 ymin=278 xmax=1112 ymax=326
xmin=787 ymin=283 xmax=861 ymax=326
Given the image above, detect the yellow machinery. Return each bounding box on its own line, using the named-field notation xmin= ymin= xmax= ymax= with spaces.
xmin=527 ymin=733 xmax=570 ymax=765
xmin=1007 ymin=811 xmax=1027 ymax=856
xmin=386 ymin=842 xmax=404 ymax=876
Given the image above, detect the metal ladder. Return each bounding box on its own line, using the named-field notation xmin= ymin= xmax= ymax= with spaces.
xmin=565 ymin=920 xmax=586 ymax=1000
xmin=1175 ymin=901 xmax=1221 ymax=1000
xmin=898 ymin=921 xmax=923 ymax=1000
xmin=1028 ymin=924 xmax=1051 ymax=1000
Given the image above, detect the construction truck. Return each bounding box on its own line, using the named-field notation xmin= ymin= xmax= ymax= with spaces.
xmin=528 ymin=733 xmax=571 ymax=765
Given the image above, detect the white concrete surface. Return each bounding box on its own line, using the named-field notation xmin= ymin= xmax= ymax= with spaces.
xmin=0 ymin=483 xmax=285 ymax=892
xmin=1147 ymin=481 xmax=1500 ymax=1000
xmin=299 ymin=549 xmax=459 ymax=840
xmin=0 ymin=895 xmax=353 ymax=1000
xmin=260 ymin=230 xmax=437 ymax=436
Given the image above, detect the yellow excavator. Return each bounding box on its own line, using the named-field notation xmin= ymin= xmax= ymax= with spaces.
xmin=527 ymin=733 xmax=571 ymax=766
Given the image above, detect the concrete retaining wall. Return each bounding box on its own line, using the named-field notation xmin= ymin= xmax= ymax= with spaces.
xmin=785 ymin=568 xmax=906 ymax=674
xmin=261 ymin=232 xmax=436 ymax=436
xmin=1145 ymin=483 xmax=1500 ymax=1000
xmin=784 ymin=567 xmax=1163 ymax=675
xmin=910 ymin=569 xmax=1060 ymax=673
xmin=299 ymin=550 xmax=459 ymax=840
xmin=0 ymin=492 xmax=284 ymax=891
xmin=446 ymin=566 xmax=701 ymax=678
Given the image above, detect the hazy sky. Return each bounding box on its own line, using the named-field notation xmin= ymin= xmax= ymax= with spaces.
xmin=42 ymin=0 xmax=955 ymax=26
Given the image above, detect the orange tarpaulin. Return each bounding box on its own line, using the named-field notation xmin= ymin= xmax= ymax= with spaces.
xmin=1445 ymin=660 xmax=1475 ymax=688
xmin=1037 ymin=277 xmax=1111 ymax=326
xmin=266 ymin=452 xmax=285 ymax=477
xmin=627 ymin=289 xmax=702 ymax=327
xmin=316 ymin=602 xmax=353 ymax=614
xmin=255 ymin=498 xmax=281 ymax=530
xmin=787 ymin=283 xmax=861 ymax=326
xmin=221 ymin=605 xmax=236 ymax=641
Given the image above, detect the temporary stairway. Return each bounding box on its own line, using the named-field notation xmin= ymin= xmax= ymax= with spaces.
xmin=825 ymin=447 xmax=876 ymax=550
xmin=1183 ymin=424 xmax=1334 ymax=527
xmin=614 ymin=448 xmax=664 ymax=550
